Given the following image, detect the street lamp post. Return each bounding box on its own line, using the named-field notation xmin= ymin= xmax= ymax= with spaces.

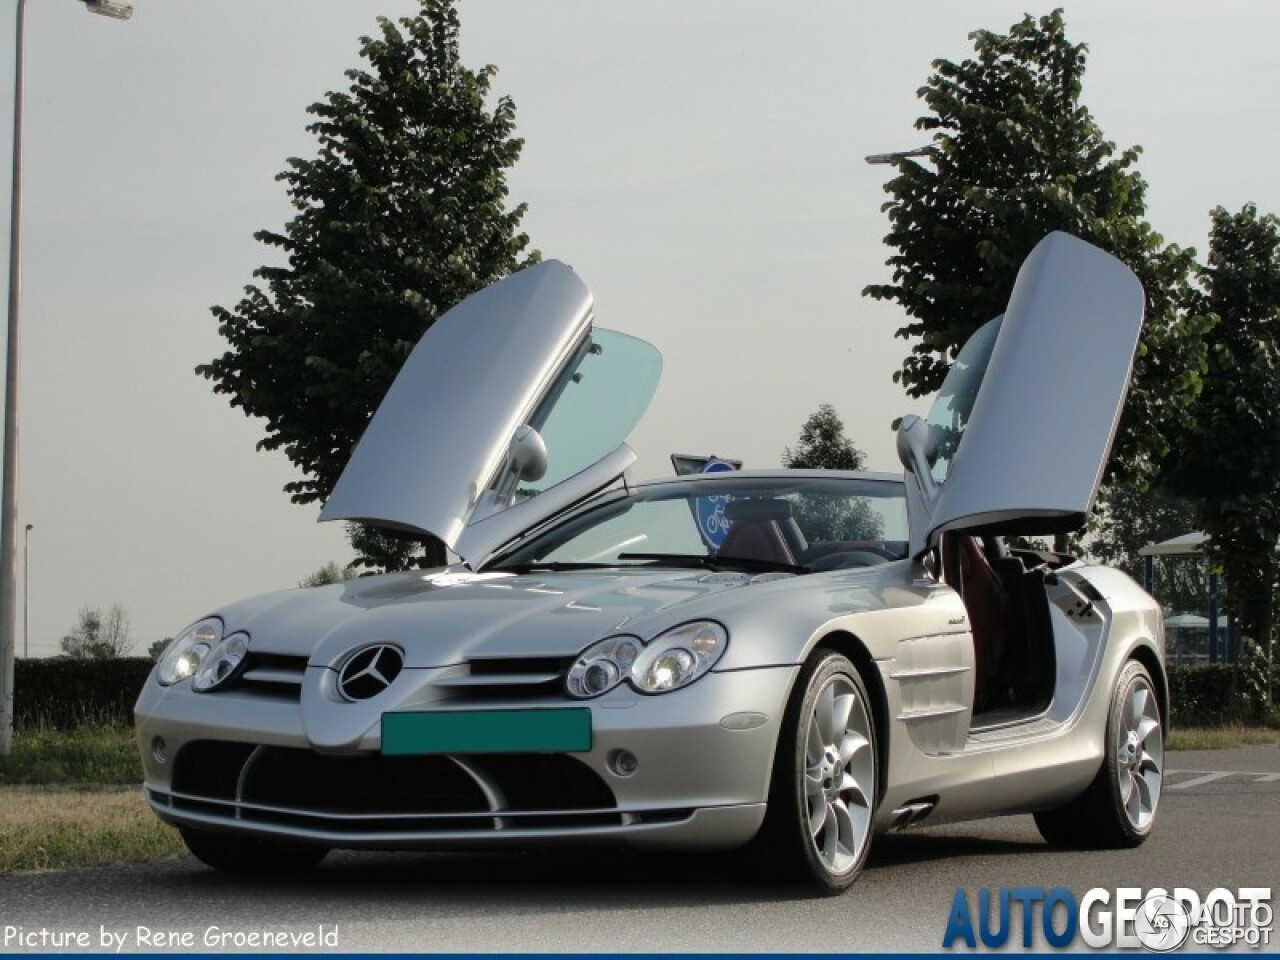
xmin=864 ymin=146 xmax=934 ymax=165
xmin=0 ymin=0 xmax=133 ymax=756
xmin=22 ymin=521 xmax=30 ymax=657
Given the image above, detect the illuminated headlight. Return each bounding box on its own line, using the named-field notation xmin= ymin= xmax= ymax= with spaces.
xmin=192 ymin=632 xmax=250 ymax=692
xmin=566 ymin=621 xmax=728 ymax=699
xmin=632 ymin=621 xmax=727 ymax=693
xmin=156 ymin=618 xmax=222 ymax=686
xmin=567 ymin=635 xmax=642 ymax=698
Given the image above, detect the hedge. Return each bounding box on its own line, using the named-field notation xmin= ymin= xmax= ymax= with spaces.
xmin=13 ymin=657 xmax=154 ymax=729
xmin=1167 ymin=661 xmax=1275 ymax=727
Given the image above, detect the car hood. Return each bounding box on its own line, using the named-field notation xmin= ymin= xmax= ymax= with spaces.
xmin=214 ymin=567 xmax=801 ymax=670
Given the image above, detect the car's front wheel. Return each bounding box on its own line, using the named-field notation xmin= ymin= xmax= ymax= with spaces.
xmin=1035 ymin=659 xmax=1164 ymax=848
xmin=761 ymin=650 xmax=878 ymax=893
xmin=180 ymin=827 xmax=330 ymax=874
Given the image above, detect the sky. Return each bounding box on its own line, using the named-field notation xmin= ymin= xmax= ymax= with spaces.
xmin=2 ymin=0 xmax=1278 ymax=655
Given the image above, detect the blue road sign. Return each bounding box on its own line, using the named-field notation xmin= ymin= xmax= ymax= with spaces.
xmin=695 ymin=459 xmax=737 ymax=549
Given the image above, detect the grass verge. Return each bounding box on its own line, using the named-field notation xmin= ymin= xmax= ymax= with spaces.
xmin=0 ymin=726 xmax=182 ymax=873
xmin=0 ymin=785 xmax=186 ymax=873
xmin=1167 ymin=724 xmax=1280 ymax=751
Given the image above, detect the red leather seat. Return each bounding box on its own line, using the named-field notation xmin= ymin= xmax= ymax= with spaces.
xmin=718 ymin=519 xmax=797 ymax=567
xmin=941 ymin=534 xmax=1009 ymax=715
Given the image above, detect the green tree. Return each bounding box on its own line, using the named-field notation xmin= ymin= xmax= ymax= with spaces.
xmin=299 ymin=561 xmax=358 ymax=588
xmin=864 ymin=10 xmax=1208 ymax=491
xmin=197 ymin=0 xmax=535 ymax=571
xmin=783 ymin=404 xmax=881 ymax=541
xmin=61 ymin=605 xmax=131 ymax=659
xmin=1163 ymin=204 xmax=1280 ymax=669
xmin=1087 ymin=489 xmax=1205 ymax=615
xmin=782 ymin=404 xmax=867 ymax=470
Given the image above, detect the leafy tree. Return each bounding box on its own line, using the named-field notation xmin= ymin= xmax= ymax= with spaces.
xmin=299 ymin=561 xmax=358 ymax=588
xmin=864 ymin=10 xmax=1209 ymax=491
xmin=1087 ymin=489 xmax=1205 ymax=615
xmin=61 ymin=605 xmax=131 ymax=659
xmin=148 ymin=637 xmax=172 ymax=661
xmin=782 ymin=404 xmax=867 ymax=470
xmin=1162 ymin=204 xmax=1280 ymax=668
xmin=783 ymin=404 xmax=881 ymax=541
xmin=197 ymin=0 xmax=536 ymax=571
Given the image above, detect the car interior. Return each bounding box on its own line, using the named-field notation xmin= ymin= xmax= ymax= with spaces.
xmin=715 ymin=498 xmax=908 ymax=570
xmin=939 ymin=533 xmax=1059 ymax=726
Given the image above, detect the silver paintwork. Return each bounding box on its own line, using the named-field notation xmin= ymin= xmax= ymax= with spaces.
xmin=320 ymin=262 xmax=659 ymax=567
xmin=137 ymin=234 xmax=1167 ymax=868
xmin=136 ymin=539 xmax=1163 ymax=847
xmin=320 ymin=260 xmax=631 ymax=561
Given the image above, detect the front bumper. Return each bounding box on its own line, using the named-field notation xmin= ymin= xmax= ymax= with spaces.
xmin=136 ymin=664 xmax=797 ymax=852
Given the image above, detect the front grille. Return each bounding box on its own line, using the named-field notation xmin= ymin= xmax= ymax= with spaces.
xmin=162 ymin=739 xmax=623 ymax=836
xmin=208 ymin=652 xmax=578 ymax=704
xmin=220 ymin=651 xmax=308 ymax=701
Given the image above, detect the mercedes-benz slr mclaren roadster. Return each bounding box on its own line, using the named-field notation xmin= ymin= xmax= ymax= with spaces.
xmin=137 ymin=232 xmax=1167 ymax=891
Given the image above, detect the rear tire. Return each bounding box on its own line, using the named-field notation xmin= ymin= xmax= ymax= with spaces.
xmin=1035 ymin=659 xmax=1163 ymax=848
xmin=759 ymin=651 xmax=877 ymax=893
xmin=180 ymin=827 xmax=329 ymax=874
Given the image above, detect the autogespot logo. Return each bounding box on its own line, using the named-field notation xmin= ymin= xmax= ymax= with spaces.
xmin=1134 ymin=894 xmax=1191 ymax=952
xmin=337 ymin=644 xmax=404 ymax=701
xmin=942 ymin=886 xmax=1273 ymax=951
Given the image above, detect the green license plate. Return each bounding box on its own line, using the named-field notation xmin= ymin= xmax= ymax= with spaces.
xmin=381 ymin=708 xmax=592 ymax=756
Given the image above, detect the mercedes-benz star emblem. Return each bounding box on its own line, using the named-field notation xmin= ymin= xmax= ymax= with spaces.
xmin=337 ymin=644 xmax=404 ymax=701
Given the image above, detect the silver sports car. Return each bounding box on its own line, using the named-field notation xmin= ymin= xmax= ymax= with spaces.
xmin=137 ymin=232 xmax=1166 ymax=891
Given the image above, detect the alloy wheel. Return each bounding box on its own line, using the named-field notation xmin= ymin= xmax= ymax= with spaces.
xmin=1116 ymin=673 xmax=1163 ymax=831
xmin=802 ymin=672 xmax=875 ymax=874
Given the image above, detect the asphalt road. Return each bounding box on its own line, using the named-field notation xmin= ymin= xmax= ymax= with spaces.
xmin=2 ymin=746 xmax=1277 ymax=953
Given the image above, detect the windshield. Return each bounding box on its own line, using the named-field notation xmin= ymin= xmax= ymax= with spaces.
xmin=494 ymin=475 xmax=908 ymax=573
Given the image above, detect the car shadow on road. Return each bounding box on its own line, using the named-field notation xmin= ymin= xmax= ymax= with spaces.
xmin=868 ymin=828 xmax=1047 ymax=868
xmin=161 ymin=824 xmax=1049 ymax=911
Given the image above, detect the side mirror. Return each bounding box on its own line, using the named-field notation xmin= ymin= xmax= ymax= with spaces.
xmin=508 ymin=425 xmax=548 ymax=483
xmin=896 ymin=414 xmax=938 ymax=501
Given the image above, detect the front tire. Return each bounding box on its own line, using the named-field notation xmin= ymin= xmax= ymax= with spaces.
xmin=761 ymin=651 xmax=878 ymax=893
xmin=180 ymin=827 xmax=329 ymax=874
xmin=1035 ymin=659 xmax=1164 ymax=848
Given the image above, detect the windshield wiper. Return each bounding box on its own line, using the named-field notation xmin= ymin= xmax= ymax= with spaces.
xmin=617 ymin=552 xmax=808 ymax=575
xmin=492 ymin=561 xmax=619 ymax=574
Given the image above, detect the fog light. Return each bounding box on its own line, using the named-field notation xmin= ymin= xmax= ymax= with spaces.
xmin=151 ymin=737 xmax=168 ymax=764
xmin=608 ymin=749 xmax=638 ymax=777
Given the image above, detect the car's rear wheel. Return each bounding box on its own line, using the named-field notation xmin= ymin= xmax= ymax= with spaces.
xmin=1035 ymin=659 xmax=1163 ymax=848
xmin=180 ymin=827 xmax=329 ymax=874
xmin=761 ymin=650 xmax=877 ymax=893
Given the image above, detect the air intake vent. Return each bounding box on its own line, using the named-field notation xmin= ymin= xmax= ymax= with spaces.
xmin=432 ymin=656 xmax=576 ymax=702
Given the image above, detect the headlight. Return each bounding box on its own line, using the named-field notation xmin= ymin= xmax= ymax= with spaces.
xmin=192 ymin=632 xmax=250 ymax=692
xmin=157 ymin=619 xmax=250 ymax=692
xmin=566 ymin=635 xmax=642 ymax=698
xmin=632 ymin=621 xmax=727 ymax=693
xmin=566 ymin=621 xmax=728 ymax=699
xmin=156 ymin=618 xmax=222 ymax=686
